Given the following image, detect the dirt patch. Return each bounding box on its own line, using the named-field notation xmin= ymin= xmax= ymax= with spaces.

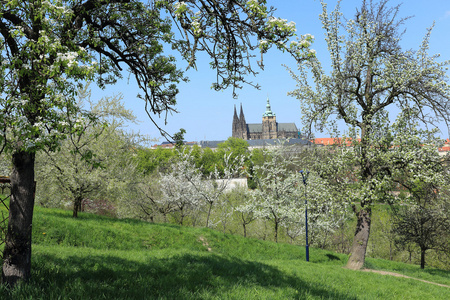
xmin=362 ymin=269 xmax=450 ymax=288
xmin=198 ymin=236 xmax=212 ymax=252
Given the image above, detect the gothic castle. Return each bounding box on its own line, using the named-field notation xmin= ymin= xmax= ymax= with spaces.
xmin=232 ymin=98 xmax=299 ymax=140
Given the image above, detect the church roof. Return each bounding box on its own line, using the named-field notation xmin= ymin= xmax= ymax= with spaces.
xmin=278 ymin=123 xmax=298 ymax=132
xmin=247 ymin=124 xmax=263 ymax=133
xmin=247 ymin=122 xmax=298 ymax=133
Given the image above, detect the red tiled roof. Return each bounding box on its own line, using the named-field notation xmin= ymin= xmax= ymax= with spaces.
xmin=313 ymin=137 xmax=450 ymax=152
xmin=311 ymin=138 xmax=361 ymax=146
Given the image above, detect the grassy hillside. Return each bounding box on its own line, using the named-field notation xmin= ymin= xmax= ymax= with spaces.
xmin=0 ymin=206 xmax=449 ymax=299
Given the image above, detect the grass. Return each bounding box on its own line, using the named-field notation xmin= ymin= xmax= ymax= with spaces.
xmin=0 ymin=206 xmax=449 ymax=299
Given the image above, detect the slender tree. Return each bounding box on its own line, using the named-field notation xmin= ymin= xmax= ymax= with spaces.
xmin=35 ymin=86 xmax=139 ymax=217
xmin=233 ymin=187 xmax=257 ymax=238
xmin=158 ymin=150 xmax=202 ymax=225
xmin=250 ymin=146 xmax=302 ymax=243
xmin=288 ymin=0 xmax=450 ymax=269
xmin=393 ymin=188 xmax=450 ymax=269
xmin=388 ymin=110 xmax=450 ymax=269
xmin=0 ymin=0 xmax=312 ymax=285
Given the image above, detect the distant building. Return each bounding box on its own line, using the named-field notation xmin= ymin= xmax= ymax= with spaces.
xmin=198 ymin=138 xmax=312 ymax=150
xmin=150 ymin=141 xmax=197 ymax=149
xmin=437 ymin=138 xmax=450 ymax=156
xmin=232 ymin=98 xmax=300 ymax=140
xmin=311 ymin=138 xmax=360 ymax=146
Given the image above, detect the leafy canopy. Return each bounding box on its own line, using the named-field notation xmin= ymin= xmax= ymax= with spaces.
xmin=0 ymin=0 xmax=313 ymax=152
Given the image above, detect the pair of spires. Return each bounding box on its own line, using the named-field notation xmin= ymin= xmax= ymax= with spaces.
xmin=234 ymin=97 xmax=274 ymax=119
xmin=233 ymin=102 xmax=246 ymax=124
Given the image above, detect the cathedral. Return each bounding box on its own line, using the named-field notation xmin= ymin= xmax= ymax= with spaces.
xmin=232 ymin=98 xmax=299 ymax=140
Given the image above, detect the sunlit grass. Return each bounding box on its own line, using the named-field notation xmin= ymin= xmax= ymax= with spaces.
xmin=0 ymin=206 xmax=448 ymax=299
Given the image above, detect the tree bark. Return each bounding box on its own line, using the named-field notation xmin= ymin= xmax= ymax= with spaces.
xmin=179 ymin=206 xmax=184 ymax=225
xmin=73 ymin=196 xmax=82 ymax=218
xmin=2 ymin=151 xmax=36 ymax=286
xmin=420 ymin=248 xmax=426 ymax=269
xmin=274 ymin=219 xmax=278 ymax=243
xmin=346 ymin=208 xmax=371 ymax=270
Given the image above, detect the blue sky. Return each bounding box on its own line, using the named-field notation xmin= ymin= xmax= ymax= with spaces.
xmin=90 ymin=0 xmax=450 ymax=143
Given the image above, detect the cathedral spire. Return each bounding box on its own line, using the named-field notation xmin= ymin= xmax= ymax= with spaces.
xmin=239 ymin=103 xmax=246 ymax=124
xmin=233 ymin=104 xmax=239 ymax=120
xmin=232 ymin=104 xmax=239 ymax=138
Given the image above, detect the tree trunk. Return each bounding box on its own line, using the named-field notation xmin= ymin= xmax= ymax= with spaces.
xmin=2 ymin=151 xmax=36 ymax=286
xmin=346 ymin=208 xmax=371 ymax=270
xmin=420 ymin=248 xmax=426 ymax=269
xmin=73 ymin=196 xmax=82 ymax=218
xmin=274 ymin=220 xmax=278 ymax=243
xmin=179 ymin=206 xmax=184 ymax=225
xmin=206 ymin=202 xmax=213 ymax=227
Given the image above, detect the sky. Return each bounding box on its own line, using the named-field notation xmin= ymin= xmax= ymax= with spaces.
xmin=89 ymin=0 xmax=450 ymax=144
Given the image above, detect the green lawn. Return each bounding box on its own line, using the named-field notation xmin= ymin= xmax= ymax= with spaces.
xmin=1 ymin=207 xmax=448 ymax=299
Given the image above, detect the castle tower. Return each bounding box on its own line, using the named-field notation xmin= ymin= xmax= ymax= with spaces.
xmin=262 ymin=98 xmax=277 ymax=139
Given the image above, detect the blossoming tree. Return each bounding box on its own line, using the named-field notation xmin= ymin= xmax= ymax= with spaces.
xmin=288 ymin=0 xmax=450 ymax=269
xmin=36 ymin=86 xmax=140 ymax=218
xmin=249 ymin=145 xmax=347 ymax=244
xmin=250 ymin=147 xmax=302 ymax=243
xmin=0 ymin=0 xmax=313 ymax=285
xmin=157 ymin=151 xmax=203 ymax=225
xmin=158 ymin=149 xmax=243 ymax=227
xmin=387 ymin=110 xmax=450 ymax=269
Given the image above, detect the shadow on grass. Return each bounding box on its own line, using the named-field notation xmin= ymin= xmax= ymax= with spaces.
xmin=34 ymin=209 xmax=187 ymax=237
xmin=35 ymin=209 xmax=184 ymax=229
xmin=365 ymin=257 xmax=450 ymax=283
xmin=325 ymin=253 xmax=341 ymax=261
xmin=422 ymin=268 xmax=450 ymax=278
xmin=13 ymin=252 xmax=357 ymax=299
